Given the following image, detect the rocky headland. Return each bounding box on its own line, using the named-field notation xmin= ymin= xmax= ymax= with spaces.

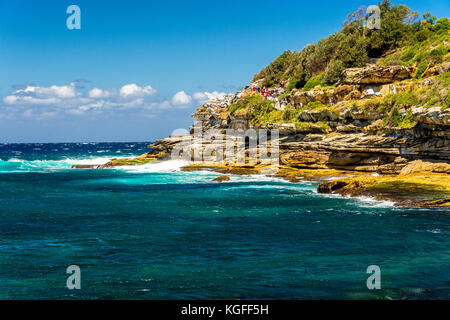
xmin=73 ymin=7 xmax=450 ymax=208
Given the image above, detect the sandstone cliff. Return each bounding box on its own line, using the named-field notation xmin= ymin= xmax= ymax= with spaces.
xmin=73 ymin=51 xmax=449 ymax=207
xmin=132 ymin=60 xmax=449 ymax=207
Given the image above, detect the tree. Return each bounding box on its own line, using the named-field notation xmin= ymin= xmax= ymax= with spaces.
xmin=342 ymin=6 xmax=367 ymax=28
xmin=423 ymin=12 xmax=437 ymax=25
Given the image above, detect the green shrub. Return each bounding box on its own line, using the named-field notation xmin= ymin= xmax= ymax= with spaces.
xmin=401 ymin=45 xmax=418 ymax=62
xmin=303 ymin=73 xmax=325 ymax=91
xmin=443 ymin=91 xmax=450 ymax=110
xmin=430 ymin=44 xmax=447 ymax=59
xmin=287 ymin=79 xmax=303 ymax=91
xmin=442 ymin=71 xmax=450 ymax=86
xmin=414 ymin=50 xmax=430 ymax=63
xmin=389 ymin=106 xmax=417 ymax=128
xmin=393 ymin=91 xmax=420 ymax=107
xmin=229 ymin=94 xmax=273 ymax=116
xmin=323 ymin=59 xmax=345 ymax=84
xmin=304 ymin=100 xmax=327 ymax=110
xmin=252 ymin=1 xmax=448 ymax=91
xmin=415 ymin=60 xmax=429 ymax=78
xmin=433 ymin=18 xmax=450 ymax=34
xmin=423 ymin=12 xmax=437 ymax=25
xmin=382 ymin=51 xmax=403 ymax=66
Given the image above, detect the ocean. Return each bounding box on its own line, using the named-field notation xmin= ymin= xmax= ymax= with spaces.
xmin=0 ymin=142 xmax=449 ymax=299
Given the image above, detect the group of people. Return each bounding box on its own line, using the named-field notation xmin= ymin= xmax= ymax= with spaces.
xmin=252 ymin=86 xmax=271 ymax=99
xmin=349 ymin=93 xmax=359 ymax=100
xmin=247 ymin=85 xmax=390 ymax=109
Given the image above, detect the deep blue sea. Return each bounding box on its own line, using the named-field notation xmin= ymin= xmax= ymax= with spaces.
xmin=0 ymin=142 xmax=449 ymax=299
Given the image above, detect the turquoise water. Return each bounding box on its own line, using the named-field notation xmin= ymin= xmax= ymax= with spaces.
xmin=0 ymin=142 xmax=449 ymax=299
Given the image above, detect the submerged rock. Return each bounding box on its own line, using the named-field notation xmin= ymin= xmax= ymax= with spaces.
xmin=72 ymin=164 xmax=102 ymax=169
xmin=212 ymin=175 xmax=231 ymax=182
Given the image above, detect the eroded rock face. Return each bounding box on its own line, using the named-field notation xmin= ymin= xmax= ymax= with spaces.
xmin=298 ymin=109 xmax=339 ymax=122
xmin=399 ymin=160 xmax=450 ymax=175
xmin=280 ymin=133 xmax=404 ymax=172
xmin=292 ymin=85 xmax=357 ymax=105
xmin=412 ymin=107 xmax=450 ymax=127
xmin=316 ymin=172 xmax=450 ymax=207
xmin=341 ymin=65 xmax=414 ymax=85
xmin=191 ymin=94 xmax=238 ymax=131
xmin=146 ymin=135 xmax=186 ymax=160
xmin=379 ymin=78 xmax=433 ymax=96
xmin=145 ymin=101 xmax=450 ymax=174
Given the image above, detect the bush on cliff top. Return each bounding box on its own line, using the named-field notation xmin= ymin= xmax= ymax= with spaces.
xmin=253 ymin=0 xmax=448 ymax=89
xmin=303 ymin=73 xmax=325 ymax=91
xmin=229 ymin=94 xmax=275 ymax=120
xmin=388 ymin=106 xmax=417 ymax=128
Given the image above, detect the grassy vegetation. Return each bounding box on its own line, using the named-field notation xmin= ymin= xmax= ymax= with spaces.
xmin=228 ymin=94 xmax=334 ymax=131
xmin=381 ymin=18 xmax=449 ymax=78
xmin=388 ymin=106 xmax=417 ymax=128
xmin=228 ymin=94 xmax=274 ymax=119
xmin=344 ymin=71 xmax=449 ymax=126
xmin=303 ymin=73 xmax=325 ymax=90
xmin=418 ymin=71 xmax=450 ymax=109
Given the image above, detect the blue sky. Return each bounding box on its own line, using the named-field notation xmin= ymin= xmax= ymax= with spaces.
xmin=0 ymin=0 xmax=449 ymax=142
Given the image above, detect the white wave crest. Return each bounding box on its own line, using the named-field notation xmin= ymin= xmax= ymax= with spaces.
xmin=116 ymin=160 xmax=189 ymax=173
xmin=0 ymin=156 xmax=127 ymax=172
xmin=354 ymin=196 xmax=396 ymax=208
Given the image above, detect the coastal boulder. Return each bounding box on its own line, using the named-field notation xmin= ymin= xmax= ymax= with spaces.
xmin=412 ymin=107 xmax=450 ymax=127
xmin=399 ymin=160 xmax=450 ymax=175
xmin=212 ymin=175 xmax=231 ymax=182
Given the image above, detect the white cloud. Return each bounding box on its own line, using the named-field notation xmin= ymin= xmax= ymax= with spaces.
xmin=38 ymin=111 xmax=57 ymax=119
xmin=170 ymin=128 xmax=190 ymax=136
xmin=66 ymin=108 xmax=85 ymax=116
xmin=147 ymin=100 xmax=172 ymax=110
xmin=119 ymin=84 xmax=156 ymax=98
xmin=22 ymin=108 xmax=57 ymax=119
xmin=4 ymin=95 xmax=61 ymax=105
xmin=1 ymin=81 xmax=228 ymax=120
xmin=121 ymin=98 xmax=144 ymax=108
xmin=14 ymin=83 xmax=77 ymax=99
xmin=0 ymin=112 xmax=12 ymax=119
xmin=171 ymin=91 xmax=192 ymax=105
xmin=3 ymin=83 xmax=78 ymax=106
xmin=3 ymin=95 xmax=19 ymax=104
xmin=23 ymin=109 xmax=33 ymax=117
xmin=88 ymin=88 xmax=111 ymax=98
xmin=193 ymin=91 xmax=226 ymax=103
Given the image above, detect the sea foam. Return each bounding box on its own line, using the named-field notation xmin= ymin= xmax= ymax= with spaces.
xmin=115 ymin=160 xmax=189 ymax=173
xmin=0 ymin=156 xmax=126 ymax=172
